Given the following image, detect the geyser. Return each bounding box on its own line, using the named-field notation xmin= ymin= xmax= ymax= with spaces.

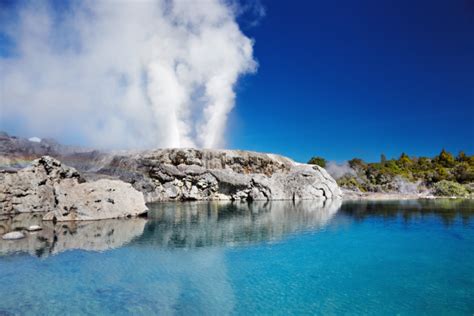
xmin=0 ymin=0 xmax=257 ymax=149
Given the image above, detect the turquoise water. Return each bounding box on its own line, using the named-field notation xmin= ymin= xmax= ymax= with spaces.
xmin=1 ymin=199 xmax=473 ymax=315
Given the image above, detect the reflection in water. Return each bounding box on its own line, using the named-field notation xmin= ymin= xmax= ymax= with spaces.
xmin=2 ymin=199 xmax=472 ymax=257
xmin=0 ymin=214 xmax=147 ymax=257
xmin=0 ymin=200 xmax=343 ymax=315
xmin=0 ymin=199 xmax=341 ymax=256
xmin=0 ymin=199 xmax=473 ymax=315
xmin=136 ymin=199 xmax=342 ymax=248
xmin=127 ymin=199 xmax=342 ymax=315
xmin=341 ymin=199 xmax=474 ymax=225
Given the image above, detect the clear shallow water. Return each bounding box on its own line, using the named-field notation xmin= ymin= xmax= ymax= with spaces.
xmin=1 ymin=199 xmax=473 ymax=315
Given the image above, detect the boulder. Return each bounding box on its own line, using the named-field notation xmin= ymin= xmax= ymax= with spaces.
xmin=43 ymin=179 xmax=147 ymax=221
xmin=0 ymin=156 xmax=82 ymax=214
xmin=0 ymin=156 xmax=147 ymax=220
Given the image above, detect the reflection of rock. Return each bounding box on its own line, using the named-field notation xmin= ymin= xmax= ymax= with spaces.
xmin=136 ymin=199 xmax=342 ymax=248
xmin=0 ymin=213 xmax=147 ymax=257
xmin=0 ymin=156 xmax=147 ymax=220
xmin=0 ymin=200 xmax=342 ymax=255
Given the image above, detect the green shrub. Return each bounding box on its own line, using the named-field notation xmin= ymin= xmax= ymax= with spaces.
xmin=432 ymin=180 xmax=469 ymax=197
xmin=348 ymin=158 xmax=366 ymax=170
xmin=308 ymin=156 xmax=326 ymax=168
xmin=463 ymin=183 xmax=474 ymax=194
xmin=435 ymin=149 xmax=456 ymax=168
xmin=337 ymin=176 xmax=365 ymax=192
xmin=453 ymin=162 xmax=474 ymax=183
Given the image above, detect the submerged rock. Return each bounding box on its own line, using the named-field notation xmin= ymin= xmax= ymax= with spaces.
xmin=27 ymin=225 xmax=42 ymax=232
xmin=2 ymin=231 xmax=25 ymax=240
xmin=0 ymin=156 xmax=147 ymax=220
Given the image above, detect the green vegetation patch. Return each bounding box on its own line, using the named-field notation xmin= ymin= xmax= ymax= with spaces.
xmin=308 ymin=150 xmax=474 ymax=197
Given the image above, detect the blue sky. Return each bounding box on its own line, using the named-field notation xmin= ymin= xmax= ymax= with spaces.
xmin=1 ymin=0 xmax=473 ymax=163
xmin=230 ymin=0 xmax=474 ymax=162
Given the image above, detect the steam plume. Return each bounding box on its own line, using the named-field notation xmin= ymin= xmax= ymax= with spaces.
xmin=0 ymin=0 xmax=257 ymax=149
xmin=325 ymin=161 xmax=357 ymax=180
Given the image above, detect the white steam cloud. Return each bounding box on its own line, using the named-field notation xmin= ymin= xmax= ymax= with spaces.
xmin=325 ymin=161 xmax=357 ymax=180
xmin=393 ymin=176 xmax=421 ymax=194
xmin=0 ymin=0 xmax=257 ymax=149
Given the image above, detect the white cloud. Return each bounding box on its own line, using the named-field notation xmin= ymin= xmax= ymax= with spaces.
xmin=0 ymin=0 xmax=257 ymax=149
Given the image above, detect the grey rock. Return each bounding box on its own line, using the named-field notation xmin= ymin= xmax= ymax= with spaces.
xmin=93 ymin=149 xmax=342 ymax=202
xmin=27 ymin=225 xmax=42 ymax=231
xmin=0 ymin=133 xmax=342 ymax=202
xmin=43 ymin=179 xmax=147 ymax=221
xmin=0 ymin=156 xmax=82 ymax=214
xmin=2 ymin=231 xmax=25 ymax=240
xmin=0 ymin=156 xmax=147 ymax=220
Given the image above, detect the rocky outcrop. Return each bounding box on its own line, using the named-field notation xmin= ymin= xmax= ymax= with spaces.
xmin=97 ymin=149 xmax=342 ymax=202
xmin=0 ymin=132 xmax=342 ymax=202
xmin=0 ymin=156 xmax=147 ymax=220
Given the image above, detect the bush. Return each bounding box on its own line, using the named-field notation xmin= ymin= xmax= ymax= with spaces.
xmin=435 ymin=149 xmax=456 ymax=168
xmin=337 ymin=176 xmax=365 ymax=192
xmin=432 ymin=180 xmax=469 ymax=197
xmin=308 ymin=156 xmax=326 ymax=168
xmin=453 ymin=162 xmax=474 ymax=183
xmin=463 ymin=182 xmax=474 ymax=194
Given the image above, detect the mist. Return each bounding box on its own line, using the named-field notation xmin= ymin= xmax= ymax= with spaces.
xmin=0 ymin=0 xmax=257 ymax=149
xmin=325 ymin=161 xmax=357 ymax=180
xmin=393 ymin=176 xmax=421 ymax=194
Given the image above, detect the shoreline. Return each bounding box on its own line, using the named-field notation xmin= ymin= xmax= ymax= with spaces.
xmin=341 ymin=191 xmax=473 ymax=201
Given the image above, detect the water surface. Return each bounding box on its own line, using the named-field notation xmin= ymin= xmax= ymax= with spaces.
xmin=1 ymin=199 xmax=473 ymax=315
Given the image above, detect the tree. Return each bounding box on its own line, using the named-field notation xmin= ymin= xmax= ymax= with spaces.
xmin=397 ymin=152 xmax=412 ymax=168
xmin=435 ymin=149 xmax=455 ymax=168
xmin=457 ymin=151 xmax=468 ymax=162
xmin=348 ymin=158 xmax=366 ymax=170
xmin=308 ymin=156 xmax=326 ymax=168
xmin=380 ymin=154 xmax=387 ymax=164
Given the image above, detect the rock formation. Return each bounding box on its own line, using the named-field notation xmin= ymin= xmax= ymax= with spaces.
xmin=0 ymin=132 xmax=342 ymax=203
xmin=96 ymin=149 xmax=342 ymax=202
xmin=0 ymin=156 xmax=147 ymax=220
